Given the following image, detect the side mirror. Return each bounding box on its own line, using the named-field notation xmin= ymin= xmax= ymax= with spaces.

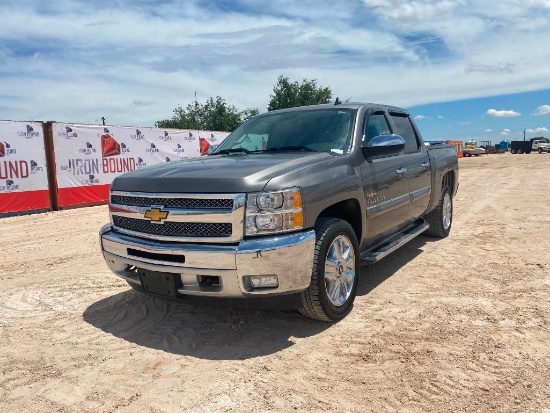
xmin=362 ymin=134 xmax=405 ymax=157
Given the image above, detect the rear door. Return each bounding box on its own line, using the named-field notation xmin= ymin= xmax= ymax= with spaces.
xmin=389 ymin=113 xmax=431 ymax=221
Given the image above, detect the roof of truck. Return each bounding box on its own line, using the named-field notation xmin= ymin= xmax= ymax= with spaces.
xmin=265 ymin=102 xmax=410 ymax=116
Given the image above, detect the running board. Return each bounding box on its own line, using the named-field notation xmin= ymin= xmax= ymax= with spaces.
xmin=361 ymin=221 xmax=430 ymax=263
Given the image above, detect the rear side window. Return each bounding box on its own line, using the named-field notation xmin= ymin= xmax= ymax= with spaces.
xmin=390 ymin=114 xmax=420 ymax=153
xmin=364 ymin=112 xmax=391 ymax=144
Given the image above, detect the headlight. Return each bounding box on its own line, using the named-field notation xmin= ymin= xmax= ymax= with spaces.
xmin=245 ymin=188 xmax=303 ymax=236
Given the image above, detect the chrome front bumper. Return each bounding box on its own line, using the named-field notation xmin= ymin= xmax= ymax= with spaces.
xmin=99 ymin=224 xmax=316 ymax=298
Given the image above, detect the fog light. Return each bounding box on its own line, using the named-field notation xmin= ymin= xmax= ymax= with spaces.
xmin=246 ymin=275 xmax=279 ymax=289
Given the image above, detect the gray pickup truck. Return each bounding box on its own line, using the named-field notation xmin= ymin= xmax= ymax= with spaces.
xmin=100 ymin=102 xmax=458 ymax=321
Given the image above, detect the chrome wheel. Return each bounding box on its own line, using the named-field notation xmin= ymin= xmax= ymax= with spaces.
xmin=442 ymin=192 xmax=452 ymax=230
xmin=324 ymin=234 xmax=355 ymax=307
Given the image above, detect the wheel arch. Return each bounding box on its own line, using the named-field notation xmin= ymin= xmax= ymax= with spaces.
xmin=315 ymin=198 xmax=362 ymax=244
xmin=442 ymin=170 xmax=457 ymax=197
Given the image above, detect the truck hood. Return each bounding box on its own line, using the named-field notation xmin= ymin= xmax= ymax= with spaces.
xmin=110 ymin=152 xmax=335 ymax=193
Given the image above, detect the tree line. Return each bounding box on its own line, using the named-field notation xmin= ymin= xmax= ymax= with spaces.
xmin=155 ymin=75 xmax=332 ymax=131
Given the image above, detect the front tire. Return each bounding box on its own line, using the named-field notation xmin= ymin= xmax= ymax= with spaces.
xmin=299 ymin=218 xmax=360 ymax=321
xmin=424 ymin=185 xmax=453 ymax=238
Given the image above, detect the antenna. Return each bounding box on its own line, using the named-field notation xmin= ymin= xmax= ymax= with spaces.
xmin=344 ymin=97 xmax=352 ymax=103
xmin=334 ymin=97 xmax=342 ymax=105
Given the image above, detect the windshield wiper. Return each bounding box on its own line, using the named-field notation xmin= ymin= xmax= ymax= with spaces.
xmin=214 ymin=147 xmax=251 ymax=155
xmin=265 ymin=145 xmax=317 ymax=152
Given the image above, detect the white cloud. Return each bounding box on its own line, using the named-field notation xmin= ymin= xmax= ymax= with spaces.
xmin=1 ymin=0 xmax=550 ymax=125
xmin=486 ymin=109 xmax=521 ymax=117
xmin=485 ymin=129 xmax=492 ymax=132
xmin=437 ymin=115 xmax=445 ymax=119
xmin=526 ymin=127 xmax=550 ymax=133
xmin=533 ymin=105 xmax=550 ymax=116
xmin=500 ymin=128 xmax=511 ymax=135
xmin=414 ymin=115 xmax=428 ymax=120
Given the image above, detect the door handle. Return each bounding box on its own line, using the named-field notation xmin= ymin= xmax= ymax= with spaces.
xmin=396 ymin=167 xmax=407 ymax=174
xmin=421 ymin=162 xmax=430 ymax=168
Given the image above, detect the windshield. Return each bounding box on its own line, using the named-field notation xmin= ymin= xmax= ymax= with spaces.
xmin=212 ymin=108 xmax=357 ymax=155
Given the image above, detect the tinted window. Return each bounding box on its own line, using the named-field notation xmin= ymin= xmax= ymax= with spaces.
xmin=390 ymin=114 xmax=420 ymax=153
xmin=364 ymin=113 xmax=391 ymax=144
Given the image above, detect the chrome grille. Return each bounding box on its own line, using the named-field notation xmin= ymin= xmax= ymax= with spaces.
xmin=111 ymin=195 xmax=233 ymax=209
xmin=109 ymin=191 xmax=245 ymax=242
xmin=113 ymin=216 xmax=232 ymax=238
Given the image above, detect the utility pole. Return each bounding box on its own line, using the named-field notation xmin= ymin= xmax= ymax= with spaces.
xmin=523 ymin=129 xmax=526 ymax=141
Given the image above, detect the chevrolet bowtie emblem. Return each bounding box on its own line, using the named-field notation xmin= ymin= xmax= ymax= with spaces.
xmin=144 ymin=207 xmax=169 ymax=222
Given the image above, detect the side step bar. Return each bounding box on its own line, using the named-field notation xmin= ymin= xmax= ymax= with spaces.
xmin=361 ymin=220 xmax=430 ymax=263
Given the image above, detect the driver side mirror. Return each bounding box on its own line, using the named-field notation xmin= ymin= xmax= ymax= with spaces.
xmin=362 ymin=134 xmax=405 ymax=157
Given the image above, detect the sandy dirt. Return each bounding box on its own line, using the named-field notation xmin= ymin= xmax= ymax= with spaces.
xmin=1 ymin=152 xmax=549 ymax=412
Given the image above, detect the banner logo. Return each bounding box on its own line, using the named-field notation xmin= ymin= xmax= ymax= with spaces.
xmin=159 ymin=131 xmax=171 ymax=141
xmin=173 ymin=144 xmax=185 ymax=154
xmin=136 ymin=157 xmax=148 ymax=169
xmin=0 ymin=179 xmax=21 ymax=192
xmin=0 ymin=142 xmax=16 ymax=157
xmin=17 ymin=125 xmax=40 ymax=139
xmin=131 ymin=129 xmax=144 ymax=140
xmin=30 ymin=160 xmax=44 ymax=174
xmin=146 ymin=143 xmax=159 ymax=153
xmin=79 ymin=142 xmax=97 ymax=155
xmin=83 ymin=174 xmax=100 ymax=185
xmin=121 ymin=142 xmax=130 ymax=154
xmin=58 ymin=126 xmax=78 ymax=139
xmin=101 ymin=134 xmax=120 ymax=157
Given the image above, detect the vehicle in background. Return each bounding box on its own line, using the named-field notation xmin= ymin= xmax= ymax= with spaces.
xmin=495 ymin=140 xmax=510 ymax=152
xmin=463 ymin=140 xmax=487 ymax=157
xmin=510 ymin=138 xmax=550 ymax=154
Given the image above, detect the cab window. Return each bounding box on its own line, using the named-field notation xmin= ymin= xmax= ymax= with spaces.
xmin=390 ymin=114 xmax=420 ymax=153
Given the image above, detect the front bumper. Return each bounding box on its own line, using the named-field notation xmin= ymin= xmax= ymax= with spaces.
xmin=99 ymin=225 xmax=316 ymax=298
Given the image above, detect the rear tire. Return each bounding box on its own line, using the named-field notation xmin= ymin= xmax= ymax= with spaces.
xmin=299 ymin=218 xmax=360 ymax=321
xmin=511 ymin=149 xmax=517 ymax=154
xmin=518 ymin=149 xmax=524 ymax=154
xmin=424 ymin=185 xmax=453 ymax=238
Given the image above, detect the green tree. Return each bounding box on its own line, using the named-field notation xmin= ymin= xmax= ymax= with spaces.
xmin=534 ymin=136 xmax=549 ymax=143
xmin=267 ymin=75 xmax=332 ymax=111
xmin=155 ymin=96 xmax=259 ymax=132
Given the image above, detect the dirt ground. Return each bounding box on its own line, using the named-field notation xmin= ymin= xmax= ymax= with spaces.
xmin=1 ymin=152 xmax=549 ymax=412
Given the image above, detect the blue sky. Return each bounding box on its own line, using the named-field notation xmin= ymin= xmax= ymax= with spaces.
xmin=1 ymin=0 xmax=550 ymax=142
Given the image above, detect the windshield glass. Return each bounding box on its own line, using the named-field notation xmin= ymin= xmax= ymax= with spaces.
xmin=212 ymin=108 xmax=357 ymax=155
